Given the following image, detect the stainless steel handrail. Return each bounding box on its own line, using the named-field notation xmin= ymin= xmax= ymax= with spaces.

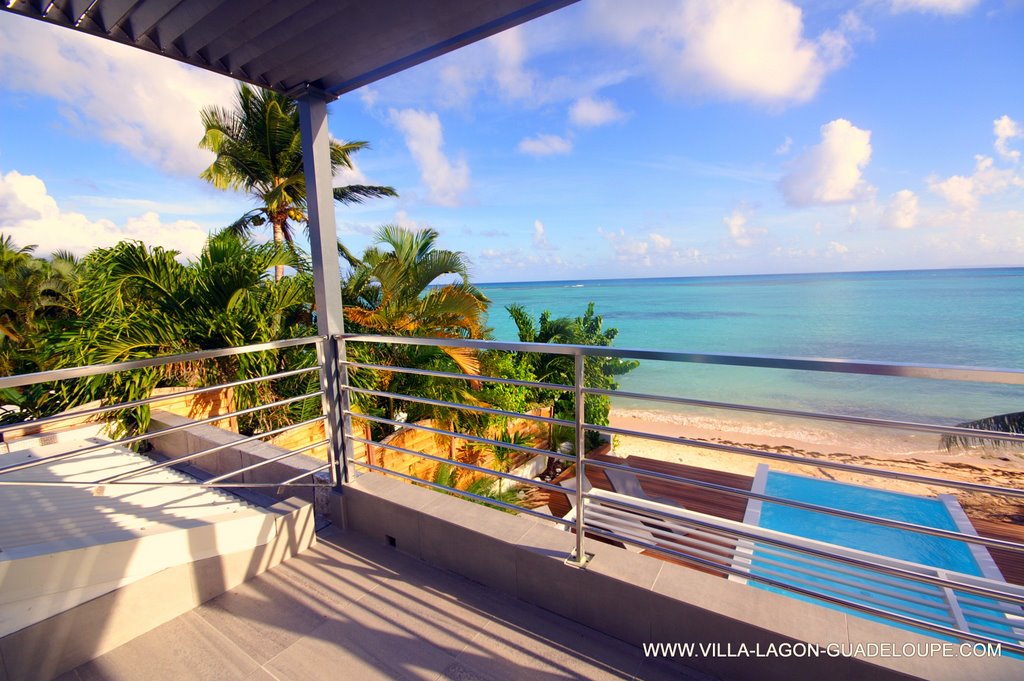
xmin=583 ymin=524 xmax=1024 ymax=655
xmin=586 ymin=386 xmax=1024 ymax=444
xmin=0 ymin=391 xmax=322 ymax=476
xmin=0 ymin=365 xmax=320 ymax=437
xmin=585 ymin=457 xmax=1024 ymax=553
xmin=345 ymin=386 xmax=574 ymax=428
xmin=346 ymin=411 xmax=577 ymax=464
xmin=340 ymin=333 xmax=1024 ymax=384
xmin=0 ymin=336 xmax=323 ymax=390
xmin=97 ymin=416 xmax=328 ymax=484
xmin=348 ymin=435 xmax=568 ymax=494
xmin=351 ymin=458 xmax=574 ymax=526
xmin=341 ymin=359 xmax=574 ymax=392
xmin=588 ymin=422 xmax=1024 ymax=499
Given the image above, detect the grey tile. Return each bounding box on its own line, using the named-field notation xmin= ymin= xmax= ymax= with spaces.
xmin=264 ymin=609 xmax=455 ymax=681
xmin=456 ymin=597 xmax=643 ymax=681
xmin=194 ymin=570 xmax=328 ymax=664
xmin=74 ymin=612 xmax=259 ymax=681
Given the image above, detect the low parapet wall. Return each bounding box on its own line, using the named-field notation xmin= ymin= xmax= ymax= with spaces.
xmin=334 ymin=474 xmax=1024 ymax=681
xmin=147 ymin=410 xmax=330 ymax=510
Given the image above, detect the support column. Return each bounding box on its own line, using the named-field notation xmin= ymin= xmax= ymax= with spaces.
xmin=297 ymin=90 xmax=350 ymax=491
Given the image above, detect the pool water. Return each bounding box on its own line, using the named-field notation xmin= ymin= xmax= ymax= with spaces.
xmin=749 ymin=471 xmax=1017 ymax=646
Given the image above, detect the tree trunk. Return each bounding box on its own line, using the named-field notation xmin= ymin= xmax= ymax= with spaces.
xmin=272 ymin=219 xmax=285 ymax=281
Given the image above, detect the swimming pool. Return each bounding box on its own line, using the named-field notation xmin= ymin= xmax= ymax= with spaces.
xmin=747 ymin=470 xmax=1020 ymax=647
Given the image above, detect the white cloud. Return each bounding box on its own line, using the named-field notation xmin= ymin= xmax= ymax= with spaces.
xmin=569 ymin=96 xmax=626 ymax=128
xmin=518 ymin=134 xmax=573 ymax=156
xmin=599 ymin=228 xmax=702 ymax=266
xmin=590 ymin=0 xmax=864 ymax=105
xmin=0 ymin=170 xmax=209 ymax=258
xmin=775 ymin=136 xmax=793 ymax=155
xmin=532 ymin=220 xmax=552 ymax=249
xmin=883 ymin=190 xmax=919 ymax=230
xmin=389 ymin=108 xmax=470 ymax=207
xmin=928 ymin=155 xmax=1024 ymax=212
xmin=723 ymin=208 xmax=767 ymax=247
xmin=780 ymin=119 xmax=873 ymax=206
xmin=0 ymin=18 xmax=235 ymax=175
xmin=889 ymin=0 xmax=980 ymax=15
xmin=994 ymin=115 xmax=1022 ymax=163
xmin=491 ymin=27 xmax=535 ymax=101
xmin=827 ymin=241 xmax=849 ymax=255
xmin=650 ymin=233 xmax=672 ymax=250
xmin=332 ymin=161 xmax=368 ymax=187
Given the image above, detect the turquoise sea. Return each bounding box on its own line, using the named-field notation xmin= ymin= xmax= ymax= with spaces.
xmin=478 ymin=268 xmax=1024 ymax=427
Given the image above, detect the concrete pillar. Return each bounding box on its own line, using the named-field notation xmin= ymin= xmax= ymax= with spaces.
xmin=297 ymin=90 xmax=350 ymax=490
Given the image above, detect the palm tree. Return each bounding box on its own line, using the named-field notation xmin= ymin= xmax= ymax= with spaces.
xmin=343 ymin=226 xmax=490 ymax=437
xmin=345 ymin=225 xmax=488 ymax=374
xmin=199 ymin=84 xmax=397 ymax=280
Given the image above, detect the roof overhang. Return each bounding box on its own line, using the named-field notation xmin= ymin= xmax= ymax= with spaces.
xmin=2 ymin=0 xmax=577 ymax=99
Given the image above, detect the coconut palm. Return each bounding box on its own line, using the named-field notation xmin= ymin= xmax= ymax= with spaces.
xmin=199 ymin=84 xmax=397 ymax=280
xmin=345 ymin=225 xmax=488 ymax=374
xmin=343 ymin=226 xmax=490 ymax=436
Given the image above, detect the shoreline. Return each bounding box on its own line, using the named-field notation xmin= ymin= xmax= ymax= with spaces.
xmin=608 ymin=408 xmax=1024 ymax=522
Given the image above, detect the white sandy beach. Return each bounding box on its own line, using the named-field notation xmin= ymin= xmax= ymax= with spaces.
xmin=609 ymin=408 xmax=1024 ymax=521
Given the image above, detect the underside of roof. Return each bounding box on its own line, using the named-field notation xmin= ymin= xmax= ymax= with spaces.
xmin=3 ymin=0 xmax=576 ymax=98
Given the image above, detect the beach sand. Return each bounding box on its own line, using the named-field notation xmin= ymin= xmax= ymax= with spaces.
xmin=609 ymin=408 xmax=1024 ymax=522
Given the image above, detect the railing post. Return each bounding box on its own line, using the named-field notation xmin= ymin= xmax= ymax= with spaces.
xmin=567 ymin=351 xmax=590 ymax=567
xmin=297 ymin=88 xmax=348 ymax=491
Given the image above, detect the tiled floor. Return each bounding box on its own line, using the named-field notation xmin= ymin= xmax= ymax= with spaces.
xmin=62 ymin=526 xmax=717 ymax=681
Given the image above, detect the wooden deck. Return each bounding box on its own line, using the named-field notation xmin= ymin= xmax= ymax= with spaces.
xmin=967 ymin=516 xmax=1024 ymax=586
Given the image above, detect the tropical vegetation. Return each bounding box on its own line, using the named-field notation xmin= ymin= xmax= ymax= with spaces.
xmin=200 ymin=84 xmax=396 ymax=280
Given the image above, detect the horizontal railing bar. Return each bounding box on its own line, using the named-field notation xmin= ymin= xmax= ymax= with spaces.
xmin=585 ymin=492 xmax=1024 ymax=604
xmin=585 ymin=458 xmax=1024 ymax=553
xmin=585 ymin=388 xmax=1024 ymax=444
xmin=0 ymin=391 xmax=323 ymax=477
xmin=341 ymin=360 xmax=573 ymax=392
xmin=345 ymin=386 xmax=574 ymax=428
xmin=0 ymin=366 xmax=320 ymax=437
xmin=347 ymin=436 xmax=568 ymax=494
xmin=345 ymin=412 xmax=576 ymax=464
xmin=0 ymin=479 xmax=329 ymax=488
xmin=97 ymin=416 xmax=327 ymax=484
xmin=280 ymin=462 xmax=331 ymax=486
xmin=958 ymin=595 xmax=1024 ymax=616
xmin=744 ymin=542 xmax=945 ymax=598
xmin=340 ymin=334 xmax=1024 ymax=385
xmin=588 ymin=517 xmax=957 ymax=622
xmin=203 ymin=439 xmax=330 ymax=484
xmin=352 ymin=460 xmax=573 ymax=526
xmin=588 ymin=423 xmax=1024 ymax=499
xmin=583 ymin=524 xmax=1024 ymax=655
xmin=0 ymin=336 xmax=323 ymax=390
xmin=964 ymin=619 xmax=1022 ymax=640
xmin=954 ymin=605 xmax=1020 ymax=628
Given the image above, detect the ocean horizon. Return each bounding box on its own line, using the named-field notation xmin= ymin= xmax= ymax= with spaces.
xmin=477 ymin=267 xmax=1024 ymax=426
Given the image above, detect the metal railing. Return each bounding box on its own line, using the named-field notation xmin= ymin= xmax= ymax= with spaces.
xmin=336 ymin=333 xmax=1024 ymax=655
xmin=0 ymin=336 xmax=339 ymax=492
xmin=3 ymin=329 xmax=1023 ymax=653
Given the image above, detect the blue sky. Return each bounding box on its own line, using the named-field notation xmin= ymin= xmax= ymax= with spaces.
xmin=1 ymin=0 xmax=1022 ymax=282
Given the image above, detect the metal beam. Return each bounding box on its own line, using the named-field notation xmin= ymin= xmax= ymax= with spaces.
xmin=297 ymin=91 xmax=349 ymax=489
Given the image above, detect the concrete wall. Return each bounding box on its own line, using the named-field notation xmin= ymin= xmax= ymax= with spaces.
xmin=0 ymin=498 xmax=315 ymax=681
xmin=147 ymin=411 xmax=329 ymax=510
xmin=335 ymin=474 xmax=1024 ymax=681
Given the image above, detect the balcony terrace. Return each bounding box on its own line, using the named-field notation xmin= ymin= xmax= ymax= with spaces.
xmin=2 ymin=2 xmax=1024 ymax=680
